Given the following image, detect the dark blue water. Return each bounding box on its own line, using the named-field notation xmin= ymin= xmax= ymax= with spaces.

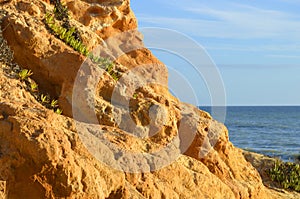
xmin=200 ymin=106 xmax=300 ymax=162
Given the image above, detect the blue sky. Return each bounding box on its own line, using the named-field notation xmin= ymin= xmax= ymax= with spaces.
xmin=131 ymin=0 xmax=300 ymax=106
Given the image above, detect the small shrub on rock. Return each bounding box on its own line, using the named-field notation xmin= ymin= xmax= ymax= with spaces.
xmin=268 ymin=161 xmax=300 ymax=192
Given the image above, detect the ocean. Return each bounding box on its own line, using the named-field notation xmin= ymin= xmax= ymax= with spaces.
xmin=200 ymin=106 xmax=300 ymax=162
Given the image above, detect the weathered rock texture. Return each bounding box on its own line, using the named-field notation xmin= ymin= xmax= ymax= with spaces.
xmin=0 ymin=0 xmax=294 ymax=198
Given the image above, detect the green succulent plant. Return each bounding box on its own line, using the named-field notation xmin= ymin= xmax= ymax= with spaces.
xmin=30 ymin=82 xmax=38 ymax=92
xmin=132 ymin=93 xmax=138 ymax=99
xmin=40 ymin=94 xmax=49 ymax=104
xmin=55 ymin=108 xmax=63 ymax=115
xmin=50 ymin=99 xmax=58 ymax=108
xmin=45 ymin=12 xmax=55 ymax=23
xmin=45 ymin=15 xmax=89 ymax=55
xmin=18 ymin=69 xmax=33 ymax=81
xmin=105 ymin=62 xmax=114 ymax=73
xmin=110 ymin=72 xmax=119 ymax=81
xmin=44 ymin=5 xmax=120 ymax=80
xmin=87 ymin=53 xmax=117 ymax=77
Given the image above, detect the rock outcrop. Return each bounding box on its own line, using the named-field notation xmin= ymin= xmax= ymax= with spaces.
xmin=0 ymin=0 xmax=293 ymax=198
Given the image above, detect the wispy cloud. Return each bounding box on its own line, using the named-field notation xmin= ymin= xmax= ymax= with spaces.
xmin=185 ymin=4 xmax=300 ymax=38
xmin=266 ymin=54 xmax=300 ymax=59
xmin=206 ymin=44 xmax=300 ymax=52
xmin=137 ymin=3 xmax=300 ymax=40
xmin=138 ymin=16 xmax=243 ymax=38
xmin=133 ymin=0 xmax=300 ymax=64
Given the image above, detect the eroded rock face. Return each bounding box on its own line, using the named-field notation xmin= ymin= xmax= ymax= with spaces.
xmin=0 ymin=67 xmax=237 ymax=198
xmin=1 ymin=0 xmax=162 ymax=117
xmin=0 ymin=0 xmax=274 ymax=198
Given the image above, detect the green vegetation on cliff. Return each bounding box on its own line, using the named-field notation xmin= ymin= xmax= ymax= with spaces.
xmin=268 ymin=161 xmax=300 ymax=192
xmin=45 ymin=0 xmax=120 ymax=80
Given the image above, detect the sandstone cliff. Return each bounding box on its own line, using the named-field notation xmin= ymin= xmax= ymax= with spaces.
xmin=0 ymin=0 xmax=296 ymax=198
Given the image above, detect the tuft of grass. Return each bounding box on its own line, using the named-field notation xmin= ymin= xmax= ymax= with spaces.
xmin=268 ymin=160 xmax=300 ymax=192
xmin=18 ymin=69 xmax=33 ymax=81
